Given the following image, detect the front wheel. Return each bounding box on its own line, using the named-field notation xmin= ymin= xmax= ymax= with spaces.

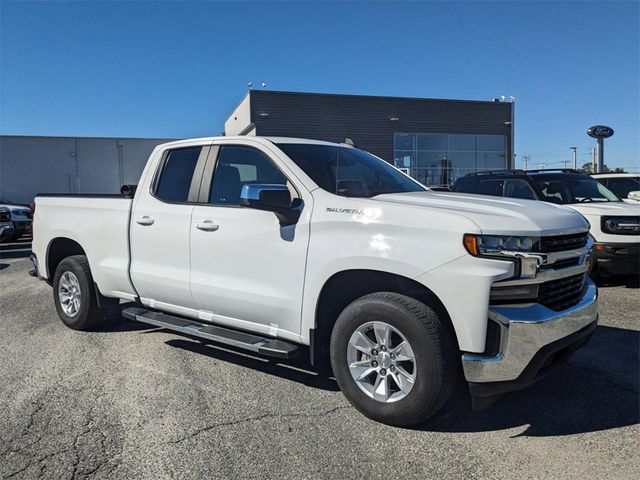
xmin=330 ymin=292 xmax=458 ymax=427
xmin=53 ymin=255 xmax=106 ymax=330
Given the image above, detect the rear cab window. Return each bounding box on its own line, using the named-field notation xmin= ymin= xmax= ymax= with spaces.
xmin=153 ymin=147 xmax=203 ymax=203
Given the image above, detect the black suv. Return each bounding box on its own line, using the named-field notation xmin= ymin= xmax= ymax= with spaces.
xmin=451 ymin=169 xmax=623 ymax=203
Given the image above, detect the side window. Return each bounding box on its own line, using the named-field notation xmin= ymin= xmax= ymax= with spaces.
xmin=475 ymin=179 xmax=504 ymax=196
xmin=503 ymin=179 xmax=537 ymax=200
xmin=154 ymin=147 xmax=202 ymax=203
xmin=210 ymin=146 xmax=288 ymax=205
xmin=451 ymin=178 xmax=477 ymax=193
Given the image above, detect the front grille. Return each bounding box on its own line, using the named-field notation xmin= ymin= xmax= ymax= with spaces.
xmin=539 ymin=257 xmax=580 ymax=270
xmin=537 ymin=274 xmax=586 ymax=311
xmin=539 ymin=232 xmax=588 ymax=252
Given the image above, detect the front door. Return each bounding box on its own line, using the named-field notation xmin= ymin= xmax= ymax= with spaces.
xmin=189 ymin=144 xmax=310 ymax=338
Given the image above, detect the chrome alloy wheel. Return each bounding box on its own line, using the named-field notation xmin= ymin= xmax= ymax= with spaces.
xmin=58 ymin=271 xmax=82 ymax=317
xmin=347 ymin=321 xmax=417 ymax=403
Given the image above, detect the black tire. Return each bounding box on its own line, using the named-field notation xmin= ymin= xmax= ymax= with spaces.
xmin=53 ymin=255 xmax=105 ymax=330
xmin=330 ymin=292 xmax=458 ymax=427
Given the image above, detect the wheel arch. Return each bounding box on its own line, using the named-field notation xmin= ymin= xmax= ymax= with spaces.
xmin=46 ymin=237 xmax=87 ymax=280
xmin=310 ymin=269 xmax=458 ymax=364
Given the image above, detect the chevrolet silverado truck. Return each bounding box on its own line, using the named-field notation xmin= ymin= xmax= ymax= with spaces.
xmin=31 ymin=137 xmax=598 ymax=426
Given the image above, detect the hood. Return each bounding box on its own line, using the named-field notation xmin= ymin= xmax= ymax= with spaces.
xmin=374 ymin=191 xmax=589 ymax=236
xmin=567 ymin=201 xmax=640 ymax=216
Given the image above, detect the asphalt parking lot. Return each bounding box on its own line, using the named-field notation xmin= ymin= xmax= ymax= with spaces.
xmin=1 ymin=254 xmax=638 ymax=479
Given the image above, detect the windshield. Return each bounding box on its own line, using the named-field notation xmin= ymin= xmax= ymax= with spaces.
xmin=533 ymin=176 xmax=621 ymax=204
xmin=276 ymin=143 xmax=425 ymax=198
xmin=602 ymin=177 xmax=640 ymax=199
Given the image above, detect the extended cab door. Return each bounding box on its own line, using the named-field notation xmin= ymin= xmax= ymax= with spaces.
xmin=130 ymin=145 xmax=210 ymax=311
xmin=189 ymin=143 xmax=311 ymax=339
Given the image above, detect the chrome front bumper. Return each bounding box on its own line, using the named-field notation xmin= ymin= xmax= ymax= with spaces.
xmin=462 ymin=278 xmax=598 ymax=383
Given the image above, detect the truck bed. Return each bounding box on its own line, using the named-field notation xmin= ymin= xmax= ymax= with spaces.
xmin=31 ymin=195 xmax=137 ymax=301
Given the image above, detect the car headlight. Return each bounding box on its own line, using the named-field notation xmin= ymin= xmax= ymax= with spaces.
xmin=601 ymin=216 xmax=640 ymax=235
xmin=463 ymin=234 xmax=538 ymax=257
xmin=464 ymin=234 xmax=541 ymax=278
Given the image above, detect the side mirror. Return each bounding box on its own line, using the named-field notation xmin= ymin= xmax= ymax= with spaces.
xmin=240 ymin=184 xmax=301 ymax=226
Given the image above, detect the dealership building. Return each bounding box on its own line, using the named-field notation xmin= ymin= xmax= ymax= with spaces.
xmin=0 ymin=90 xmax=513 ymax=203
xmin=226 ymin=90 xmax=514 ymax=187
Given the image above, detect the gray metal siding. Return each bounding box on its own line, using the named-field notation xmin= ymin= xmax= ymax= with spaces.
xmin=0 ymin=136 xmax=175 ymax=203
xmin=249 ymin=90 xmax=513 ymax=163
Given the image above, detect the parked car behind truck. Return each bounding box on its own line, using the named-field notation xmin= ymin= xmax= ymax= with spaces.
xmin=0 ymin=207 xmax=14 ymax=241
xmin=452 ymin=170 xmax=640 ymax=278
xmin=0 ymin=197 xmax=32 ymax=241
xmin=31 ymin=137 xmax=598 ymax=426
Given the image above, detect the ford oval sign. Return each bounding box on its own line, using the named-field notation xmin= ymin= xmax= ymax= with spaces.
xmin=587 ymin=125 xmax=614 ymax=139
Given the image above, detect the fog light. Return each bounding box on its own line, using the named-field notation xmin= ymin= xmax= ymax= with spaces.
xmin=490 ymin=284 xmax=539 ymax=303
xmin=520 ymin=257 xmax=538 ymax=279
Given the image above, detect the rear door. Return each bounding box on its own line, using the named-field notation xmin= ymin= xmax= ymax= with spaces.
xmin=130 ymin=145 xmax=209 ymax=311
xmin=189 ymin=143 xmax=311 ymax=338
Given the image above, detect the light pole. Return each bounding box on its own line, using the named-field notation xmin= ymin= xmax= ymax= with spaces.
xmin=570 ymin=146 xmax=577 ymax=170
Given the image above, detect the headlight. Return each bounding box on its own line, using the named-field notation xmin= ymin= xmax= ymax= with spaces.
xmin=463 ymin=234 xmax=538 ymax=257
xmin=464 ymin=234 xmax=541 ymax=278
xmin=10 ymin=209 xmax=27 ymax=217
xmin=601 ymin=216 xmax=640 ymax=235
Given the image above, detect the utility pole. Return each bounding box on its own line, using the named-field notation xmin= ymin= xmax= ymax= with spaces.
xmin=523 ymin=155 xmax=529 ymax=171
xmin=570 ymin=146 xmax=577 ymax=170
xmin=562 ymin=160 xmax=570 ymax=169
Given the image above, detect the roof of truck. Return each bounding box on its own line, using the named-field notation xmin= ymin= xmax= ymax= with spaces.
xmin=157 ymin=136 xmax=349 ymax=149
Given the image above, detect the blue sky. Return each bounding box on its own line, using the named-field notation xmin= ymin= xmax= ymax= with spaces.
xmin=1 ymin=1 xmax=638 ymax=170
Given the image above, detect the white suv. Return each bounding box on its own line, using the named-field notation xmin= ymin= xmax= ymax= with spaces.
xmin=592 ymin=173 xmax=640 ymax=203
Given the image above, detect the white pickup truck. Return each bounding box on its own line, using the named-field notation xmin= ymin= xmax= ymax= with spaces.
xmin=31 ymin=136 xmax=598 ymax=426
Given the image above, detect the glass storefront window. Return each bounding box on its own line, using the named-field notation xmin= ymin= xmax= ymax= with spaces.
xmin=394 ymin=133 xmax=415 ymax=151
xmin=478 ymin=135 xmax=506 ymax=151
xmin=394 ymin=151 xmax=414 ymax=169
xmin=417 ymin=134 xmax=447 ymax=151
xmin=448 ymin=135 xmax=476 ymax=151
xmin=416 ymin=151 xmax=447 ymax=168
xmin=477 ymin=152 xmax=506 ymax=170
xmin=393 ymin=132 xmax=508 ymax=186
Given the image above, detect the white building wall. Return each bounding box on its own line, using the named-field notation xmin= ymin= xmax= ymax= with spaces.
xmin=224 ymin=93 xmax=252 ymax=136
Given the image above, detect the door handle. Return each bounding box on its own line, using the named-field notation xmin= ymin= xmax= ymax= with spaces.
xmin=195 ymin=221 xmax=219 ymax=232
xmin=135 ymin=216 xmax=155 ymax=226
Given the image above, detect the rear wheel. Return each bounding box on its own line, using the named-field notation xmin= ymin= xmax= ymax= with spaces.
xmin=53 ymin=255 xmax=106 ymax=330
xmin=330 ymin=292 xmax=457 ymax=427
